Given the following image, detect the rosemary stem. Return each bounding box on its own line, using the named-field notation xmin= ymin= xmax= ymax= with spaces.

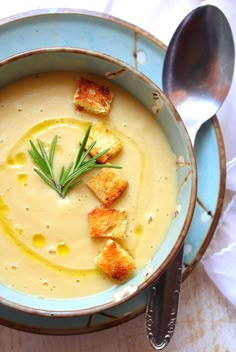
xmin=28 ymin=126 xmax=122 ymax=198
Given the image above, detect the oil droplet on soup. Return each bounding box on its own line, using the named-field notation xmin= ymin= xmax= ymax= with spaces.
xmin=32 ymin=233 xmax=46 ymax=248
xmin=134 ymin=224 xmax=143 ymax=237
xmin=57 ymin=242 xmax=70 ymax=256
xmin=17 ymin=173 xmax=28 ymax=185
xmin=6 ymin=152 xmax=27 ymax=167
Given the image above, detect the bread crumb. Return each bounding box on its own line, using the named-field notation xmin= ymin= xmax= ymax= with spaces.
xmin=89 ymin=207 xmax=127 ymax=239
xmin=95 ymin=239 xmax=135 ymax=281
xmin=73 ymin=77 xmax=113 ymax=115
xmin=87 ymin=167 xmax=128 ymax=206
xmin=85 ymin=122 xmax=122 ymax=164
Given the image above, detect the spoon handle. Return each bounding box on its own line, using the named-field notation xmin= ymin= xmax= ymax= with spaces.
xmin=146 ymin=245 xmax=184 ymax=350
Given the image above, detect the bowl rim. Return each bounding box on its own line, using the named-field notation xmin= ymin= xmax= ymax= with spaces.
xmin=0 ymin=46 xmax=197 ymax=317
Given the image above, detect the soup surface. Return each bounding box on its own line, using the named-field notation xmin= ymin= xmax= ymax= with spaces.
xmin=0 ymin=72 xmax=177 ymax=298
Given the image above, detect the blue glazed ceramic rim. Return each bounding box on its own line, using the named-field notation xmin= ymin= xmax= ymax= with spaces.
xmin=0 ymin=8 xmax=225 ymax=334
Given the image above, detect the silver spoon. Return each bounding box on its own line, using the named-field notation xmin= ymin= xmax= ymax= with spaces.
xmin=146 ymin=5 xmax=235 ymax=350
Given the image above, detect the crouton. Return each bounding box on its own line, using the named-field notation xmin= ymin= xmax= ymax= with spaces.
xmin=73 ymin=77 xmax=113 ymax=115
xmin=95 ymin=239 xmax=135 ymax=281
xmin=87 ymin=167 xmax=128 ymax=206
xmin=89 ymin=207 xmax=127 ymax=239
xmin=85 ymin=122 xmax=122 ymax=164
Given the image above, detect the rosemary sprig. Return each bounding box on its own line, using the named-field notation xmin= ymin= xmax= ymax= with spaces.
xmin=28 ymin=125 xmax=122 ymax=198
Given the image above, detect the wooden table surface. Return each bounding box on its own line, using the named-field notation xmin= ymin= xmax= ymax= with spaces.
xmin=0 ymin=1 xmax=236 ymax=351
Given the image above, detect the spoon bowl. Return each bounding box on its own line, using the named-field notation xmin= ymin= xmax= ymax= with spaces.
xmin=163 ymin=5 xmax=235 ymax=143
xmin=146 ymin=5 xmax=235 ymax=350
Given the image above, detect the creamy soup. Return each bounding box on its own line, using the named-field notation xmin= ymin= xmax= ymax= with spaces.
xmin=0 ymin=72 xmax=177 ymax=298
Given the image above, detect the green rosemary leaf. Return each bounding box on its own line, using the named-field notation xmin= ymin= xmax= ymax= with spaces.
xmin=33 ymin=168 xmax=58 ymax=192
xmin=68 ymin=179 xmax=83 ymax=188
xmin=63 ymin=166 xmax=88 ymax=184
xmin=59 ymin=162 xmax=74 ymax=186
xmin=28 ymin=149 xmax=51 ymax=177
xmin=75 ymin=140 xmax=96 ymax=168
xmin=29 ymin=140 xmax=48 ymax=170
xmin=37 ymin=139 xmax=53 ymax=178
xmin=59 ymin=166 xmax=65 ymax=185
xmin=61 ymin=179 xmax=83 ymax=198
xmin=84 ymin=147 xmax=110 ymax=164
xmin=49 ymin=135 xmax=58 ymax=167
xmin=74 ymin=125 xmax=92 ymax=169
xmin=93 ymin=163 xmax=122 ymax=169
xmin=28 ymin=149 xmax=41 ymax=167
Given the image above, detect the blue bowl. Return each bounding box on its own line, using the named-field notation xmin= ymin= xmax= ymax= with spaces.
xmin=0 ymin=48 xmax=197 ymax=322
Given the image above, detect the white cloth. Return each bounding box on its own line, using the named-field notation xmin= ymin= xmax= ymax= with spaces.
xmin=202 ymin=195 xmax=236 ymax=306
xmin=1 ymin=0 xmax=236 ymax=306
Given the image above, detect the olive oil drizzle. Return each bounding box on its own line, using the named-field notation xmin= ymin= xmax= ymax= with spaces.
xmin=0 ymin=196 xmax=97 ymax=276
xmin=0 ymin=118 xmax=146 ymax=276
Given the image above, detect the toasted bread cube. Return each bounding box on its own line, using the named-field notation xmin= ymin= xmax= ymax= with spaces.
xmin=95 ymin=239 xmax=135 ymax=281
xmin=73 ymin=77 xmax=113 ymax=115
xmin=87 ymin=167 xmax=128 ymax=207
xmin=89 ymin=208 xmax=127 ymax=239
xmin=85 ymin=122 xmax=122 ymax=164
